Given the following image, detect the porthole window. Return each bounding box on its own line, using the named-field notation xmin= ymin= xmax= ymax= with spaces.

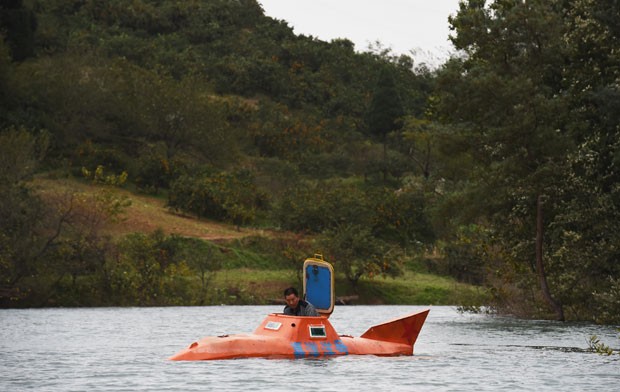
xmin=265 ymin=321 xmax=282 ymax=331
xmin=309 ymin=325 xmax=326 ymax=338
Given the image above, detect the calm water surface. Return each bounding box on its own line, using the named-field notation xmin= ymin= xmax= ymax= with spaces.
xmin=1 ymin=306 xmax=618 ymax=391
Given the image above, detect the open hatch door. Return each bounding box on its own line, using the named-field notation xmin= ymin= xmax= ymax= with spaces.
xmin=303 ymin=255 xmax=335 ymax=318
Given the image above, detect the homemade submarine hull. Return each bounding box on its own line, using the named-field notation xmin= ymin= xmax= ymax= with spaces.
xmin=169 ymin=309 xmax=429 ymax=360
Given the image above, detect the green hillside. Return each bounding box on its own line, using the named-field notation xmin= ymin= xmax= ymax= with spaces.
xmin=1 ymin=0 xmax=619 ymax=323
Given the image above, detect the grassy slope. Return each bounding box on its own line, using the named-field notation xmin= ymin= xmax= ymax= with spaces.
xmin=34 ymin=177 xmax=268 ymax=241
xmin=34 ymin=177 xmax=488 ymax=306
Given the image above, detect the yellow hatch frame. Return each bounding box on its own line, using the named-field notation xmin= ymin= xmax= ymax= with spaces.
xmin=302 ymin=254 xmax=335 ymax=317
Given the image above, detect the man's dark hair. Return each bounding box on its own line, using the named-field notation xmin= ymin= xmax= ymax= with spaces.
xmin=283 ymin=287 xmax=298 ymax=297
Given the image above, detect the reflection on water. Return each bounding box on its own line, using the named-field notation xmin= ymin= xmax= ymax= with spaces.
xmin=1 ymin=306 xmax=618 ymax=391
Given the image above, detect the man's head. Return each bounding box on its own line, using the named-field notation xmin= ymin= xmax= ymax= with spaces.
xmin=283 ymin=287 xmax=300 ymax=309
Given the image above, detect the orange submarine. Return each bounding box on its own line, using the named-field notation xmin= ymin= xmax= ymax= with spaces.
xmin=169 ymin=256 xmax=429 ymax=360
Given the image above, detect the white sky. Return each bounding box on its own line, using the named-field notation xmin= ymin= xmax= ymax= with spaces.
xmin=259 ymin=0 xmax=462 ymax=67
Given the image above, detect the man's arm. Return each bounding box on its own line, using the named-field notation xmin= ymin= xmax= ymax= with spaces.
xmin=304 ymin=302 xmax=319 ymax=316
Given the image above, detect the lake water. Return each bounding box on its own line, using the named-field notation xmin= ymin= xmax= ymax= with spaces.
xmin=1 ymin=306 xmax=618 ymax=391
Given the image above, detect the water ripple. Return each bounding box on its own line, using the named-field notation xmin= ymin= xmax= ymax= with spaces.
xmin=1 ymin=306 xmax=618 ymax=391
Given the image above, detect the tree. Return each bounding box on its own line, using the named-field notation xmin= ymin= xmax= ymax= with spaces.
xmin=543 ymin=0 xmax=620 ymax=323
xmin=0 ymin=128 xmax=48 ymax=301
xmin=0 ymin=0 xmax=37 ymax=61
xmin=0 ymin=39 xmax=12 ymax=115
xmin=320 ymin=224 xmax=400 ymax=288
xmin=117 ymin=231 xmax=173 ymax=305
xmin=437 ymin=0 xmax=572 ymax=319
xmin=168 ymin=169 xmax=266 ymax=227
xmin=178 ymin=238 xmax=223 ymax=305
xmin=275 ymin=180 xmax=373 ymax=233
xmin=367 ymin=67 xmax=405 ymax=180
xmin=369 ymin=187 xmax=435 ymax=247
xmin=436 ymin=0 xmax=620 ymax=322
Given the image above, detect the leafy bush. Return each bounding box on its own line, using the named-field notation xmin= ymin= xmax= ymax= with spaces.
xmin=319 ymin=224 xmax=401 ymax=287
xmin=112 ymin=231 xmax=225 ymax=305
xmin=592 ymin=277 xmax=620 ymax=324
xmin=275 ymin=181 xmax=372 ymax=233
xmin=369 ymin=187 xmax=435 ymax=246
xmin=168 ymin=169 xmax=268 ymax=226
xmin=297 ymin=151 xmax=351 ymax=178
xmin=73 ymin=140 xmax=131 ymax=174
xmin=438 ymin=225 xmax=488 ymax=285
xmin=132 ymin=142 xmax=174 ymax=194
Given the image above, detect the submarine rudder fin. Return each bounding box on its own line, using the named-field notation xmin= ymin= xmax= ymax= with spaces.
xmin=359 ymin=309 xmax=429 ymax=346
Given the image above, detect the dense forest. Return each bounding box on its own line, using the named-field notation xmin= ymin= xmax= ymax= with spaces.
xmin=0 ymin=0 xmax=618 ymax=324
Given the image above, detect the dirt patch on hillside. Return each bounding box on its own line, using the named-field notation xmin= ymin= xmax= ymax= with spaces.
xmin=33 ymin=177 xmax=272 ymax=241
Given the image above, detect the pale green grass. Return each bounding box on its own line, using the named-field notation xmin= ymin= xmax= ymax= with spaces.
xmin=209 ymin=268 xmax=489 ymax=306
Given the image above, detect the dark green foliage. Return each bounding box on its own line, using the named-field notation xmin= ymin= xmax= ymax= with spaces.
xmin=1 ymin=0 xmax=441 ymax=309
xmin=433 ymin=0 xmax=620 ymax=322
xmin=2 ymin=0 xmax=617 ymax=322
xmin=0 ymin=128 xmax=48 ymax=295
xmin=0 ymin=0 xmax=37 ymax=61
xmin=132 ymin=142 xmax=183 ymax=194
xmin=249 ymin=101 xmax=332 ymax=161
xmin=275 ymin=181 xmax=372 ymax=233
xmin=116 ymin=230 xmax=183 ymax=305
xmin=0 ymin=39 xmax=12 ymax=114
xmin=369 ymin=187 xmax=435 ymax=247
xmin=437 ymin=225 xmax=487 ymax=285
xmin=5 ymin=228 xmax=228 ymax=307
xmin=320 ymin=224 xmax=401 ymax=287
xmin=4 ymin=0 xmax=431 ymax=176
xmin=367 ymin=67 xmax=405 ymax=141
xmin=168 ymin=169 xmax=268 ymax=226
xmin=73 ymin=141 xmax=131 ymax=178
xmin=275 ymin=180 xmax=435 ymax=248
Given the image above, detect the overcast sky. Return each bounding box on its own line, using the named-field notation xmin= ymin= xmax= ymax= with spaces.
xmin=259 ymin=0 xmax=462 ymax=67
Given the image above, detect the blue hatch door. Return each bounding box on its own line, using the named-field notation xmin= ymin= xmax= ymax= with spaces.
xmin=303 ymin=255 xmax=335 ymax=317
